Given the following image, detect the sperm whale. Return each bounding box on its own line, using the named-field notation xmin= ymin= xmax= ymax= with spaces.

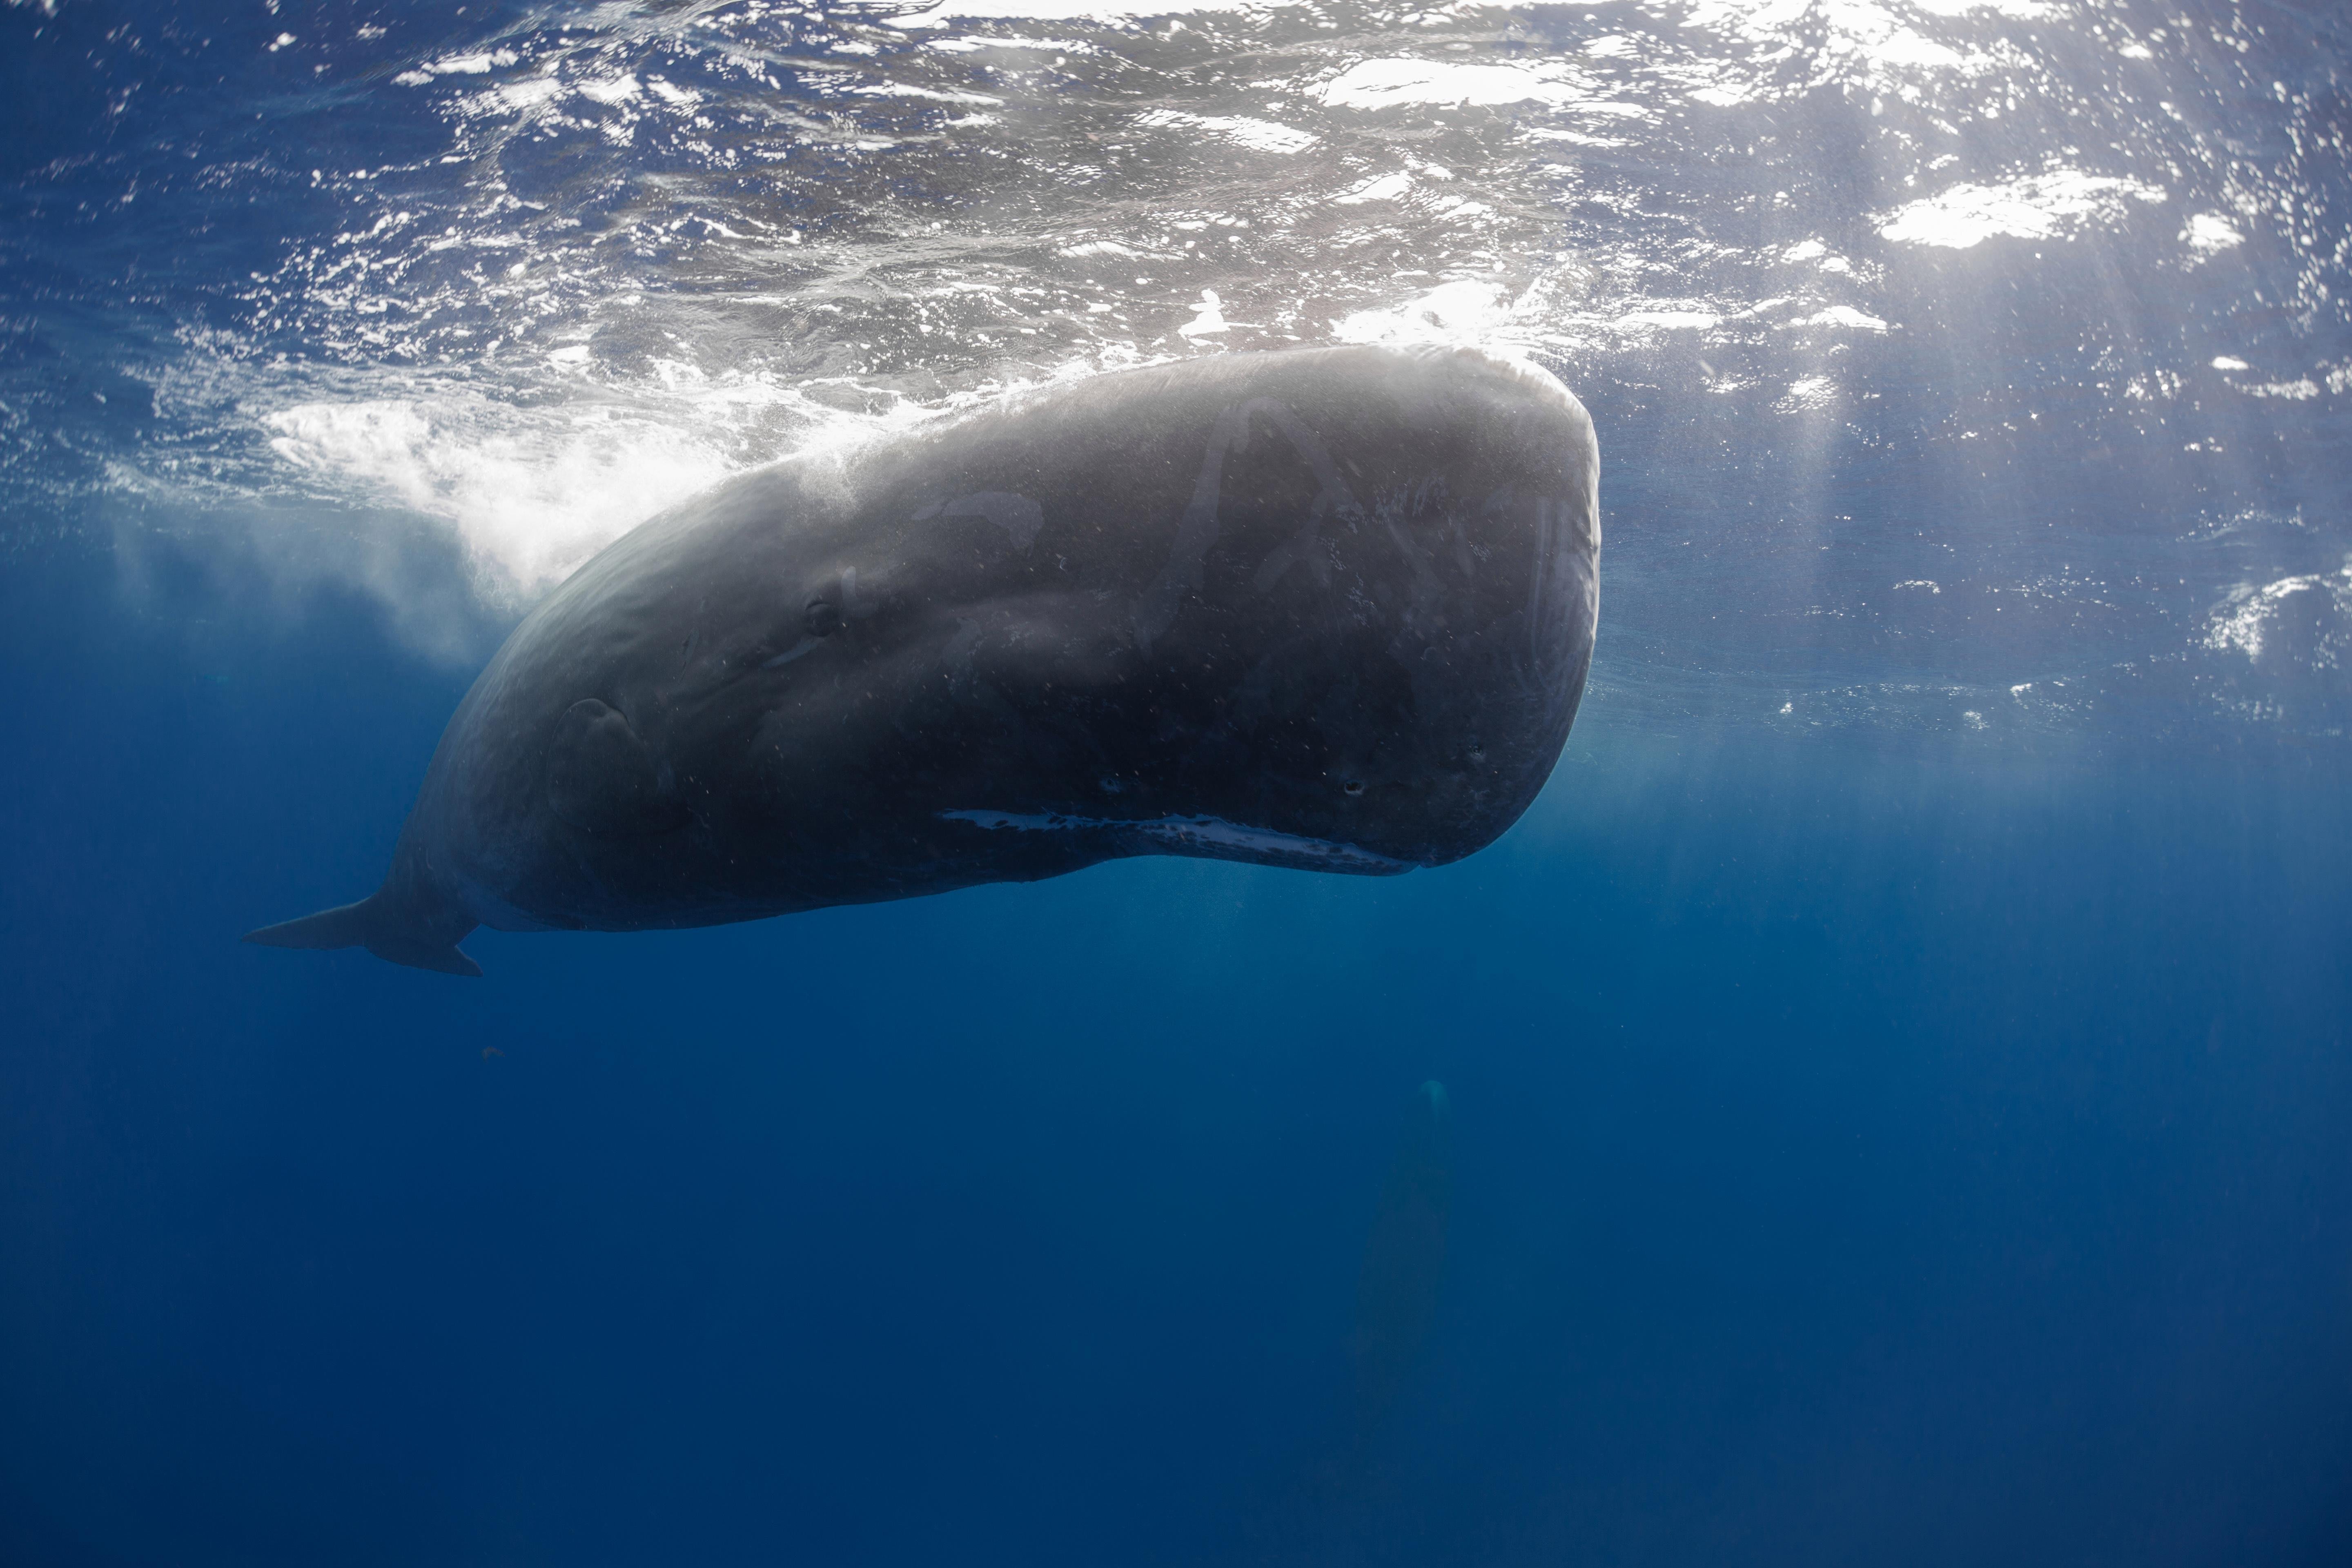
xmin=245 ymin=343 xmax=1600 ymax=975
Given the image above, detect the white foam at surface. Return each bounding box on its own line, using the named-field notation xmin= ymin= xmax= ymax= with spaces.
xmin=889 ymin=0 xmax=1294 ymax=27
xmin=1879 ymin=172 xmax=2167 ymax=249
xmin=1616 ymin=308 xmax=1720 ymax=332
xmin=575 ymin=75 xmax=640 ymax=105
xmin=1685 ymin=0 xmax=1962 ymax=71
xmin=1056 ymin=238 xmax=1171 ymax=259
xmin=1178 ymin=289 xmax=1229 ymax=338
xmin=945 ymin=35 xmax=1092 ymax=49
xmin=1781 ymin=374 xmax=1838 ymax=410
xmin=1316 ymin=58 xmax=1599 ymax=111
xmin=2205 ymin=570 xmax=2352 ymax=663
xmin=1334 ymin=281 xmax=1515 ymax=347
xmin=1791 ymin=306 xmax=1889 ymax=332
xmin=2233 ymin=377 xmax=2321 ymax=401
xmin=854 ymin=82 xmax=1005 ymax=105
xmin=463 ymin=76 xmax=565 ymax=118
xmin=1907 ymin=0 xmax=2053 ymax=16
xmin=2183 ymin=213 xmax=2245 ymax=257
xmin=264 ymin=396 xmax=741 ymax=597
xmin=1133 ymin=109 xmax=1314 ymax=154
xmin=1334 ymin=172 xmax=1413 ymax=205
xmin=394 ymin=49 xmax=517 ymax=85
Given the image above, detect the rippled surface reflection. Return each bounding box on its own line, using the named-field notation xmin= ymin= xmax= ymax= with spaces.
xmin=4 ymin=0 xmax=2347 ymax=735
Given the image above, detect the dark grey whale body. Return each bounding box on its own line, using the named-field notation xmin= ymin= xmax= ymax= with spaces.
xmin=247 ymin=344 xmax=1600 ymax=975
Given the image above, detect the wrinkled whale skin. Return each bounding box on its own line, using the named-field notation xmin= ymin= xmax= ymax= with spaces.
xmin=247 ymin=344 xmax=1599 ymax=973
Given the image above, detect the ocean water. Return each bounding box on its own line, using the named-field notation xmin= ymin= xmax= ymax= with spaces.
xmin=4 ymin=0 xmax=2349 ymax=1562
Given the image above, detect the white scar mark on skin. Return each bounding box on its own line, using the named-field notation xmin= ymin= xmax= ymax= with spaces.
xmin=1248 ymin=400 xmax=1363 ymax=595
xmin=1517 ymin=492 xmax=1598 ymax=724
xmin=1133 ymin=398 xmax=1365 ymax=655
xmin=761 ymin=636 xmax=821 ymax=668
xmin=915 ymin=492 xmax=1045 ymax=550
xmin=939 ymin=809 xmax=1412 ymax=871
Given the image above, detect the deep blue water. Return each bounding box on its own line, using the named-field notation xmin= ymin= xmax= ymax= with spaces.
xmin=6 ymin=1 xmax=2352 ymax=1564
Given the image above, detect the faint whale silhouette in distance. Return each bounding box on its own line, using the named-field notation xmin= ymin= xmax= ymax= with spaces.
xmin=1347 ymin=1077 xmax=1454 ymax=1449
xmin=1234 ymin=1078 xmax=1458 ymax=1564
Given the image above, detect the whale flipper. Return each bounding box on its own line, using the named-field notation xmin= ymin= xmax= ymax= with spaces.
xmin=243 ymin=895 xmax=484 ymax=978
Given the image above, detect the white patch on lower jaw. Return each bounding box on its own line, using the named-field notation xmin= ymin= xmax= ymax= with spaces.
xmin=940 ymin=809 xmax=1412 ymax=872
xmin=762 ymin=637 xmax=820 ymax=668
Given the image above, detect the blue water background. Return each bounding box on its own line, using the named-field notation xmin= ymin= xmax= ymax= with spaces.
xmin=6 ymin=1 xmax=2352 ymax=1563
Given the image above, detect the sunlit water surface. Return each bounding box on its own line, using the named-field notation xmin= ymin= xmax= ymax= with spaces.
xmin=9 ymin=0 xmax=2348 ymax=733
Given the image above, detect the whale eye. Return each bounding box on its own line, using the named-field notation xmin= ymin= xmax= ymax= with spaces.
xmin=1342 ymin=779 xmax=1365 ymax=797
xmin=804 ymin=599 xmax=842 ymax=637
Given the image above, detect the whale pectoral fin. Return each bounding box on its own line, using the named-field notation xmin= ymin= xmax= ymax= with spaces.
xmin=243 ymin=897 xmax=484 ymax=978
xmin=243 ymin=900 xmax=374 ymax=951
xmin=547 ymin=698 xmax=690 ymax=835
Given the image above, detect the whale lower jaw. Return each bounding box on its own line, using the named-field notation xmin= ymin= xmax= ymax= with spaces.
xmin=940 ymin=809 xmax=1414 ymax=875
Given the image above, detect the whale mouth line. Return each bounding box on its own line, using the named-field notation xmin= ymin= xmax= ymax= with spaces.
xmin=939 ymin=809 xmax=1413 ymax=873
